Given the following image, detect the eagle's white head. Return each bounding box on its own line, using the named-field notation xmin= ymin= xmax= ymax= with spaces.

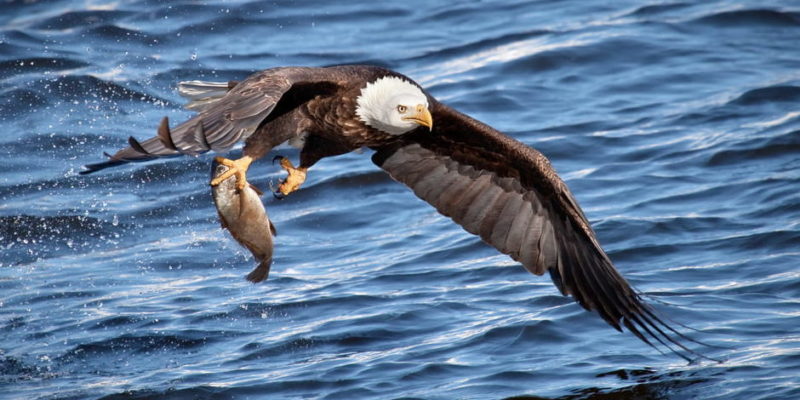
xmin=356 ymin=76 xmax=433 ymax=135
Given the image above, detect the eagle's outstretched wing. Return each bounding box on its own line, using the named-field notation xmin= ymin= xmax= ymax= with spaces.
xmin=373 ymin=102 xmax=706 ymax=361
xmin=81 ymin=67 xmax=344 ymax=174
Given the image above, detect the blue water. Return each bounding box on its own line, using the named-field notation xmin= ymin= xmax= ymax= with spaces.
xmin=1 ymin=1 xmax=799 ymax=399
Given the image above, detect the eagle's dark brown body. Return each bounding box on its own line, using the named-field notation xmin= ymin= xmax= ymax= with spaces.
xmin=82 ymin=65 xmax=712 ymax=362
xmin=241 ymin=68 xmax=405 ymax=172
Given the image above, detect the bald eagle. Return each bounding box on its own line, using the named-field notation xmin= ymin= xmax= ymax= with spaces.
xmin=82 ymin=65 xmax=711 ymax=361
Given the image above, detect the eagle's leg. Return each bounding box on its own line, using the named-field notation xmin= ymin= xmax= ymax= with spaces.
xmin=209 ymin=156 xmax=253 ymax=190
xmin=271 ymin=134 xmax=353 ymax=199
xmin=273 ymin=156 xmax=308 ymax=197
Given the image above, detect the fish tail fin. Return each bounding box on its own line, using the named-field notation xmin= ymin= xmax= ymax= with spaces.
xmin=246 ymin=258 xmax=272 ymax=283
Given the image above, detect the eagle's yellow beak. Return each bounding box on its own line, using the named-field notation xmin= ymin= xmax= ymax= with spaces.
xmin=403 ymin=104 xmax=433 ymax=130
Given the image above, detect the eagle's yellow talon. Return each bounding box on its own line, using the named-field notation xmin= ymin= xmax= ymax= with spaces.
xmin=210 ymin=156 xmax=253 ymax=190
xmin=276 ymin=157 xmax=308 ymax=196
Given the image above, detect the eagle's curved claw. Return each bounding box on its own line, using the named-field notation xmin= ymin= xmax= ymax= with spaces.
xmin=269 ymin=179 xmax=286 ymax=200
xmin=273 ymin=156 xmax=308 ymax=197
xmin=210 ymin=155 xmax=253 ymax=191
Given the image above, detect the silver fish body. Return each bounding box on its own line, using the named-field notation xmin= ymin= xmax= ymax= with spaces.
xmin=211 ymin=161 xmax=275 ymax=282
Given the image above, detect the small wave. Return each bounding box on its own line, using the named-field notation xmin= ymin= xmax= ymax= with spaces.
xmin=238 ymin=326 xmax=417 ymax=363
xmin=96 ymin=381 xmax=372 ymax=400
xmin=406 ymin=29 xmax=550 ymax=64
xmin=174 ymin=15 xmax=261 ymax=36
xmin=31 ymin=9 xmax=135 ymax=31
xmin=37 ymin=75 xmax=170 ymax=103
xmin=568 ymin=369 xmax=708 ymax=400
xmin=0 ymin=215 xmax=114 ymax=243
xmin=25 ymin=290 xmax=101 ymax=305
xmin=3 ymin=133 xmax=110 ymax=160
xmin=190 ymin=294 xmax=388 ymax=325
xmin=480 ymin=370 xmax=540 ymax=384
xmin=0 ymin=214 xmax=121 ymax=266
xmin=86 ymin=315 xmax=144 ymax=331
xmin=1 ymin=75 xmax=173 ymax=117
xmin=420 ymin=1 xmax=531 ymax=23
xmin=125 ymin=2 xmax=217 ymax=23
xmin=730 ymin=85 xmax=800 ymax=106
xmin=424 ymin=319 xmax=575 ymax=359
xmin=0 ymin=354 xmax=54 ymax=383
xmin=614 ymin=230 xmax=799 ymax=266
xmin=83 ymin=155 xmax=211 ymax=186
xmin=85 ymin=25 xmax=168 ymax=46
xmin=743 ymin=196 xmax=800 ymax=220
xmin=0 ymin=88 xmax=49 ymax=118
xmin=596 ymin=216 xmax=752 ymax=238
xmin=0 ymin=29 xmax=47 ymax=48
xmin=691 ymin=9 xmax=800 ymax=27
xmin=401 ymin=362 xmax=474 ymax=381
xmin=310 ymin=170 xmax=394 ymax=191
xmin=627 ymin=2 xmax=693 ymax=17
xmin=0 ymin=57 xmax=89 ymax=80
xmin=367 ymin=267 xmax=471 ymax=286
xmin=58 ymin=333 xmax=208 ymax=361
xmin=707 ymin=129 xmax=800 ymax=166
xmin=711 ymin=230 xmax=800 ymax=254
xmin=499 ymin=37 xmax=665 ymax=76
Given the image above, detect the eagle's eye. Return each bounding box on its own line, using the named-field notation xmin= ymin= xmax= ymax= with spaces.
xmin=397 ymin=105 xmax=407 ymax=113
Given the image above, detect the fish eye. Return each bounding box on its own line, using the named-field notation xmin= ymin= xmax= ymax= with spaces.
xmin=397 ymin=105 xmax=407 ymax=113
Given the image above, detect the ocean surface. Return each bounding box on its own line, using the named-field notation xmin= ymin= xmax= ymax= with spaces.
xmin=1 ymin=1 xmax=799 ymax=399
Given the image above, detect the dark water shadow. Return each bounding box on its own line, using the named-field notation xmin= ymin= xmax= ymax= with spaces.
xmin=505 ymin=368 xmax=711 ymax=400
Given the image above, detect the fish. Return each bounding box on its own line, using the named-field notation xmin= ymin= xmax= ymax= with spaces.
xmin=210 ymin=160 xmax=276 ymax=282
